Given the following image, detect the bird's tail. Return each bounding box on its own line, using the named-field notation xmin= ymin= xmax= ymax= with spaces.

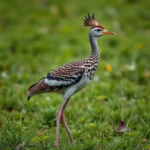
xmin=27 ymin=78 xmax=49 ymax=100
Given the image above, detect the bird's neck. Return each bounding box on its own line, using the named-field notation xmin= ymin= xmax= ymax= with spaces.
xmin=89 ymin=34 xmax=100 ymax=60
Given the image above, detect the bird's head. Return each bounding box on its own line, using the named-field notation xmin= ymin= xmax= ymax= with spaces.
xmin=83 ymin=13 xmax=115 ymax=37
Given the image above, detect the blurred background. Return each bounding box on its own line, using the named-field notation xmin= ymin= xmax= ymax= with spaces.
xmin=0 ymin=0 xmax=149 ymax=149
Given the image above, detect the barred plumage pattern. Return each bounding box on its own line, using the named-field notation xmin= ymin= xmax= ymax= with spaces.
xmin=28 ymin=48 xmax=100 ymax=100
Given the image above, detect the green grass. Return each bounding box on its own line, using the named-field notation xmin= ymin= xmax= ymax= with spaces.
xmin=0 ymin=0 xmax=150 ymax=149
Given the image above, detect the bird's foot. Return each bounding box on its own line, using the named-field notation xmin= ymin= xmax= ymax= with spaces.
xmin=54 ymin=143 xmax=59 ymax=148
xmin=71 ymin=139 xmax=76 ymax=145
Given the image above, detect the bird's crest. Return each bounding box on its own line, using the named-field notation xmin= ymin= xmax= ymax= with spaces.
xmin=83 ymin=13 xmax=104 ymax=29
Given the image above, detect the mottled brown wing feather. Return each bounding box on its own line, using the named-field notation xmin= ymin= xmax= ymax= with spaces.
xmin=51 ymin=65 xmax=85 ymax=78
xmin=27 ymin=62 xmax=85 ymax=100
xmin=27 ymin=79 xmax=49 ymax=100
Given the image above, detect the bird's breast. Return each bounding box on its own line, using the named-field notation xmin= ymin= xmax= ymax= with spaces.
xmin=64 ymin=75 xmax=90 ymax=99
xmin=85 ymin=63 xmax=99 ymax=80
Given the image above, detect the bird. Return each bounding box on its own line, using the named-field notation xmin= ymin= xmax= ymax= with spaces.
xmin=27 ymin=13 xmax=115 ymax=148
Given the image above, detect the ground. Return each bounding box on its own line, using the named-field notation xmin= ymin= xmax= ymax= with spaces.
xmin=0 ymin=0 xmax=150 ymax=149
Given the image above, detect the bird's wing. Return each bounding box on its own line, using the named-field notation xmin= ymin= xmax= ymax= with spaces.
xmin=45 ymin=64 xmax=85 ymax=87
xmin=28 ymin=63 xmax=85 ymax=99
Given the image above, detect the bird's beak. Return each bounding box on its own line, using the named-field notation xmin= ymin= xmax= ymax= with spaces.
xmin=102 ymin=29 xmax=116 ymax=35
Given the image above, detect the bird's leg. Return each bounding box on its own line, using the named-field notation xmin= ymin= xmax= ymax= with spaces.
xmin=61 ymin=112 xmax=75 ymax=143
xmin=55 ymin=108 xmax=62 ymax=148
xmin=55 ymin=98 xmax=69 ymax=148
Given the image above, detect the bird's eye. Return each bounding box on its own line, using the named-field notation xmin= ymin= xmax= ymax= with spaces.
xmin=96 ymin=29 xmax=101 ymax=32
